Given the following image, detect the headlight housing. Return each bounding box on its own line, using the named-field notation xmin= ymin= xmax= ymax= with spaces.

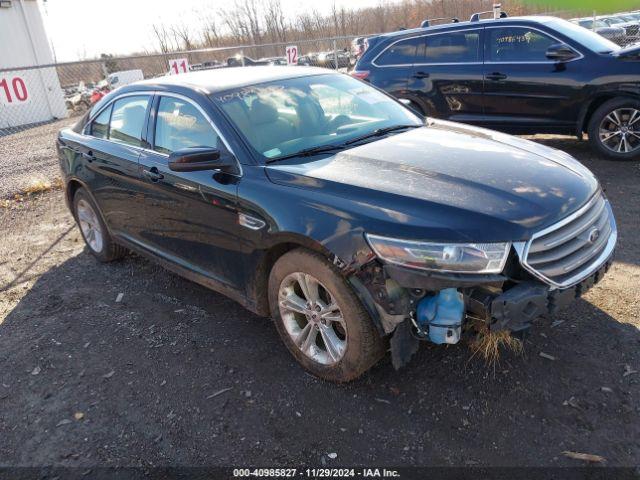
xmin=365 ymin=234 xmax=510 ymax=274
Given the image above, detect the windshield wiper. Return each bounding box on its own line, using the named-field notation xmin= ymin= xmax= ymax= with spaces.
xmin=265 ymin=124 xmax=422 ymax=164
xmin=344 ymin=124 xmax=422 ymax=145
xmin=265 ymin=143 xmax=347 ymax=163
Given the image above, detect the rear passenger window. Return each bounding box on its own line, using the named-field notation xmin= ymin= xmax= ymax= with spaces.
xmin=486 ymin=27 xmax=557 ymax=62
xmin=376 ymin=37 xmax=422 ymax=65
xmin=108 ymin=96 xmax=150 ymax=147
xmin=89 ymin=105 xmax=112 ymax=139
xmin=154 ymin=97 xmax=219 ymax=154
xmin=418 ymin=31 xmax=480 ymax=63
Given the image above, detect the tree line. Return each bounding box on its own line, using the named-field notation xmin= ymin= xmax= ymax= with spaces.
xmin=150 ymin=0 xmax=578 ymax=54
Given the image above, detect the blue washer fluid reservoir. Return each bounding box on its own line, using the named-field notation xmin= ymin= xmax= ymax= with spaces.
xmin=416 ymin=288 xmax=464 ymax=345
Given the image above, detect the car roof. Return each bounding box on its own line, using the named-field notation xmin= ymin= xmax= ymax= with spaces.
xmin=134 ymin=66 xmax=331 ymax=94
xmin=377 ymin=15 xmax=562 ymax=40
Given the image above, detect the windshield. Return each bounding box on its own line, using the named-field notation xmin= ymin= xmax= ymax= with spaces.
xmin=546 ymin=18 xmax=621 ymax=53
xmin=605 ymin=17 xmax=624 ymax=24
xmin=213 ymin=73 xmax=422 ymax=163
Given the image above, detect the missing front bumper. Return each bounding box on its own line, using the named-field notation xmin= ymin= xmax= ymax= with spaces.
xmin=482 ymin=257 xmax=613 ymax=333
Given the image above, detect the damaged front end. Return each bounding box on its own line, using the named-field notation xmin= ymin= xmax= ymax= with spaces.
xmin=351 ymin=255 xmax=614 ymax=369
xmin=348 ymin=196 xmax=617 ymax=368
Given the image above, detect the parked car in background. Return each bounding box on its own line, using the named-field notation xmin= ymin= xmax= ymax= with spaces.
xmin=191 ymin=61 xmax=224 ymax=71
xmin=351 ymin=37 xmax=369 ymax=60
xmin=259 ymin=56 xmax=288 ymax=66
xmin=354 ymin=14 xmax=640 ymax=160
xmin=57 ymin=67 xmax=616 ymax=381
xmin=316 ymin=50 xmax=351 ymax=69
xmin=599 ymin=15 xmax=640 ymax=44
xmin=107 ymin=69 xmax=144 ymax=90
xmin=570 ymin=18 xmax=626 ymax=44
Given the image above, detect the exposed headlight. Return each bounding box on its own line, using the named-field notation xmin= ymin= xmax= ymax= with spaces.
xmin=365 ymin=234 xmax=510 ymax=274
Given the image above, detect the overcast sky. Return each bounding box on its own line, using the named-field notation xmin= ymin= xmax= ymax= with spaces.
xmin=40 ymin=0 xmax=378 ymax=62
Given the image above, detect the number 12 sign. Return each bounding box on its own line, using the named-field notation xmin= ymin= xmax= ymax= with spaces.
xmin=169 ymin=58 xmax=189 ymax=75
xmin=285 ymin=46 xmax=298 ymax=65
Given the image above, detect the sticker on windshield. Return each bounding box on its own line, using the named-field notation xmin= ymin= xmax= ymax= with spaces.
xmin=264 ymin=148 xmax=282 ymax=158
xmin=350 ymin=89 xmax=385 ymax=105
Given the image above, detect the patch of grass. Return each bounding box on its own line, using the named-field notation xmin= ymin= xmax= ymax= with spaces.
xmin=1 ymin=178 xmax=63 ymax=209
xmin=469 ymin=328 xmax=523 ymax=367
xmin=21 ymin=177 xmax=63 ymax=195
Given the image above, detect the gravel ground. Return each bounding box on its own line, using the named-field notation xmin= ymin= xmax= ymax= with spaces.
xmin=0 ymin=118 xmax=77 ymax=199
xmin=0 ymin=126 xmax=639 ymax=469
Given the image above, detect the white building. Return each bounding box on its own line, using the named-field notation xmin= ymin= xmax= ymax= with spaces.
xmin=0 ymin=0 xmax=67 ymax=130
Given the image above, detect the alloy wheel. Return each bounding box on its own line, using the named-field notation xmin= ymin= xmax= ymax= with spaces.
xmin=278 ymin=272 xmax=347 ymax=365
xmin=598 ymin=108 xmax=640 ymax=154
xmin=77 ymin=199 xmax=104 ymax=253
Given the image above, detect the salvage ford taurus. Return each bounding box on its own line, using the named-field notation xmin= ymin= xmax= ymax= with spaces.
xmin=57 ymin=67 xmax=617 ymax=382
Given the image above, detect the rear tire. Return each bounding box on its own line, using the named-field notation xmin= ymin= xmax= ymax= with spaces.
xmin=587 ymin=97 xmax=640 ymax=160
xmin=268 ymin=248 xmax=386 ymax=382
xmin=72 ymin=188 xmax=127 ymax=262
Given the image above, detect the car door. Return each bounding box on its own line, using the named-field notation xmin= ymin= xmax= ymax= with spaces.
xmin=137 ymin=93 xmax=244 ymax=292
xmin=79 ymin=93 xmax=151 ymax=238
xmin=482 ymin=25 xmax=584 ymax=133
xmin=408 ymin=28 xmax=485 ymax=123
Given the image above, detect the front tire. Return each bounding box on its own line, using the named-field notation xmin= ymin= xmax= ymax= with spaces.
xmin=587 ymin=97 xmax=640 ymax=160
xmin=72 ymin=188 xmax=127 ymax=262
xmin=268 ymin=248 xmax=385 ymax=382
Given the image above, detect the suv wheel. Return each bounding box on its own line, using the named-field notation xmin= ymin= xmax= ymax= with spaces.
xmin=73 ymin=188 xmax=127 ymax=262
xmin=588 ymin=98 xmax=640 ymax=160
xmin=268 ymin=248 xmax=385 ymax=382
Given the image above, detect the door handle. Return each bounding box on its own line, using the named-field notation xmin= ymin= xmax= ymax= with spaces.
xmin=82 ymin=151 xmax=95 ymax=162
xmin=413 ymin=71 xmax=430 ymax=79
xmin=143 ymin=167 xmax=164 ymax=182
xmin=486 ymin=72 xmax=507 ymax=81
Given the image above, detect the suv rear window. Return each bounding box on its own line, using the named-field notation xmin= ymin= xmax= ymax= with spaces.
xmin=417 ymin=31 xmax=480 ymax=63
xmin=376 ymin=36 xmax=422 ymax=65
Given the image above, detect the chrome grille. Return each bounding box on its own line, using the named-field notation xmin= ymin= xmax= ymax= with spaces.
xmin=520 ymin=194 xmax=616 ymax=288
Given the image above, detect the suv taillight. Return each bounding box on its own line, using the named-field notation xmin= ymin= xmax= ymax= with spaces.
xmin=351 ymin=70 xmax=370 ymax=80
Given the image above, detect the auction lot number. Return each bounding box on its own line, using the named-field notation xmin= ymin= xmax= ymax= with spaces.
xmin=286 ymin=45 xmax=298 ymax=65
xmin=169 ymin=58 xmax=189 ymax=75
xmin=0 ymin=77 xmax=29 ymax=104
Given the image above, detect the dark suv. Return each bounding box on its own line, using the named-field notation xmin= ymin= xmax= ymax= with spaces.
xmin=353 ymin=15 xmax=640 ymax=160
xmin=58 ymin=67 xmax=616 ymax=382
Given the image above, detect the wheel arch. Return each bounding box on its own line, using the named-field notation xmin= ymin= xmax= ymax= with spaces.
xmin=65 ymin=178 xmax=85 ymax=210
xmin=253 ymin=237 xmax=387 ymax=339
xmin=579 ymin=92 xmax=640 ymax=135
xmin=251 ymin=234 xmax=337 ymax=317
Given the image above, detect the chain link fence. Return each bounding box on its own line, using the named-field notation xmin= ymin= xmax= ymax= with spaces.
xmin=0 ymin=35 xmax=360 ymax=136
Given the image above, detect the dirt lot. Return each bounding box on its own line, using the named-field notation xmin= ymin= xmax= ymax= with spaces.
xmin=0 ymin=126 xmax=639 ymax=468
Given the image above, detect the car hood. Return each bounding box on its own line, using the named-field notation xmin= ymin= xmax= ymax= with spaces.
xmin=265 ymin=120 xmax=599 ymax=242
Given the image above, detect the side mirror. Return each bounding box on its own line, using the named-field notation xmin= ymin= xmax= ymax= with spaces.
xmin=545 ymin=43 xmax=579 ymax=62
xmin=168 ymin=147 xmax=238 ymax=173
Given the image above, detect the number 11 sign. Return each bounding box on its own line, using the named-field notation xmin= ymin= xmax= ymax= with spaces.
xmin=169 ymin=58 xmax=189 ymax=75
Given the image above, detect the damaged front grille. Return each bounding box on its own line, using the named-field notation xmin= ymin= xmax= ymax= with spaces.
xmin=519 ymin=193 xmax=616 ymax=288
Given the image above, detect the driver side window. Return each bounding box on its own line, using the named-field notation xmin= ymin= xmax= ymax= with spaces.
xmin=154 ymin=97 xmax=219 ymax=154
xmin=486 ymin=27 xmax=558 ymax=62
